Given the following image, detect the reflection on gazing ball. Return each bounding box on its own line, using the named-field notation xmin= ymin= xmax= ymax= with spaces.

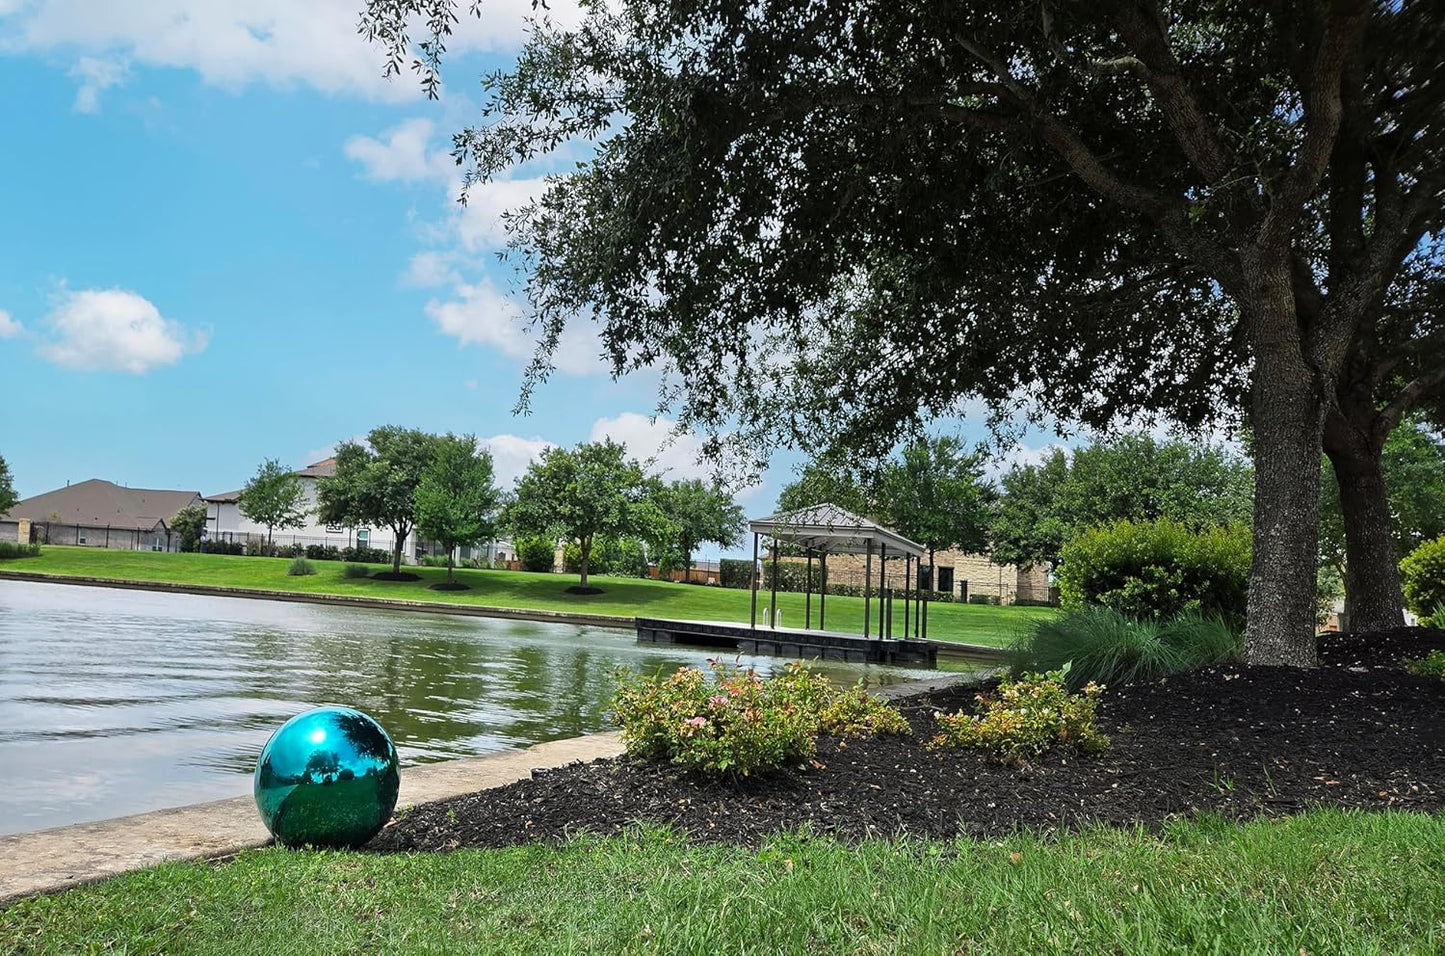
xmin=253 ymin=706 xmax=400 ymax=849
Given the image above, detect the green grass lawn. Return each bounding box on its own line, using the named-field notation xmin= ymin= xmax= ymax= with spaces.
xmin=1 ymin=548 xmax=1053 ymax=646
xmin=2 ymin=811 xmax=1439 ymax=954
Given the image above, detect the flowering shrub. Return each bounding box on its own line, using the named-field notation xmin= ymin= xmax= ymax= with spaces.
xmin=611 ymin=660 xmax=908 ymax=778
xmin=820 ymin=686 xmax=912 ymax=738
xmin=1404 ymin=649 xmax=1445 ymax=681
xmin=928 ymin=670 xmax=1109 ymax=761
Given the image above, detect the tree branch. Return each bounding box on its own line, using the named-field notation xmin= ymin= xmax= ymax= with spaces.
xmin=1381 ymin=363 xmax=1445 ymax=432
xmin=1260 ymin=0 xmax=1371 ymax=247
xmin=952 ymin=32 xmax=1243 ymax=295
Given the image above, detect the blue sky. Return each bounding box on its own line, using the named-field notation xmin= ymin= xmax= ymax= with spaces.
xmin=0 ymin=1 xmax=1052 ymax=515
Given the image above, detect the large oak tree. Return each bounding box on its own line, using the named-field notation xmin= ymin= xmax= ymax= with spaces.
xmin=362 ymin=0 xmax=1444 ymax=664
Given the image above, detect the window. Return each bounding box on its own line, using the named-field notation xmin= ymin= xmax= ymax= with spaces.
xmin=78 ymin=532 xmax=87 ymax=545
xmin=916 ymin=565 xmax=933 ymax=591
xmin=357 ymin=529 xmax=370 ymax=546
xmin=937 ymin=567 xmax=955 ymax=595
xmin=152 ymin=536 xmax=164 ymax=552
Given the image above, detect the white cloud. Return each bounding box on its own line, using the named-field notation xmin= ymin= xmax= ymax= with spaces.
xmin=424 ymin=277 xmax=602 ymax=375
xmin=403 ymin=250 xmax=459 ymax=288
xmin=589 ymin=413 xmax=713 ymax=482
xmin=0 ymin=309 xmax=21 ymax=338
xmin=68 ymin=54 xmax=126 ymax=112
xmin=480 ymin=433 xmax=553 ymax=488
xmin=38 ymin=288 xmax=207 ymax=373
xmin=344 ymin=118 xmax=453 ymax=183
xmin=3 ymin=0 xmax=583 ymax=102
xmin=452 ymin=177 xmax=547 ymax=252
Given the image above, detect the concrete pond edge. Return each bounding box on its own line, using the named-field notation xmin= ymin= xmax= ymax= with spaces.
xmin=0 ymin=672 xmax=979 ymax=904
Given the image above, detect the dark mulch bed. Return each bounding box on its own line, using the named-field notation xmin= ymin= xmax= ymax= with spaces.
xmin=427 ymin=582 xmax=471 ymax=591
xmin=369 ymin=628 xmax=1445 ymax=851
xmin=372 ymin=571 xmax=423 ymax=582
xmin=1318 ymin=624 xmax=1445 ymax=668
xmin=564 ymin=585 xmax=605 ymax=595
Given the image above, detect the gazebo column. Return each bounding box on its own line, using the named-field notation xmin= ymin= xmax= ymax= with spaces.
xmin=750 ymin=532 xmax=759 ymax=629
xmin=903 ymin=555 xmax=911 ymax=639
xmin=805 ymin=550 xmax=813 ymax=630
xmin=878 ymin=544 xmax=888 ymax=639
xmin=770 ymin=538 xmax=780 ymax=629
xmin=863 ymin=541 xmax=873 ymax=639
xmin=819 ymin=553 xmax=828 ymax=631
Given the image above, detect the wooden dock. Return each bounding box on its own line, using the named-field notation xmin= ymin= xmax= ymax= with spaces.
xmin=636 ymin=617 xmax=941 ymax=667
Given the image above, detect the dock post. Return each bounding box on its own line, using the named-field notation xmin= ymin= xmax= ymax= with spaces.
xmin=750 ymin=532 xmax=759 ymax=629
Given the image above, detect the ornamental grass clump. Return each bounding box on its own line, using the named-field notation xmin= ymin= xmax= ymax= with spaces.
xmin=1010 ymin=607 xmax=1241 ymax=691
xmin=929 ymin=670 xmax=1108 ymax=761
xmin=287 ymin=556 xmax=316 ymax=576
xmin=611 ymin=660 xmax=908 ymax=778
xmin=1404 ymin=649 xmax=1445 ymax=681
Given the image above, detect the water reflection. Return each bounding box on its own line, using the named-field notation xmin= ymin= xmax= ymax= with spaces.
xmin=0 ymin=580 xmax=933 ymax=835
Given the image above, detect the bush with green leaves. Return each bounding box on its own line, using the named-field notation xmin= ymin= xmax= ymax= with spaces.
xmin=305 ymin=544 xmax=342 ymax=562
xmin=1009 ymin=607 xmax=1240 ymax=691
xmin=1056 ymin=518 xmax=1251 ymax=623
xmin=1400 ymin=536 xmax=1445 ymax=628
xmin=0 ymin=541 xmax=40 ymax=559
xmin=513 ymin=535 xmax=557 ymax=572
xmin=287 ymin=557 xmax=316 ymax=576
xmin=719 ymin=558 xmax=754 ymax=589
xmin=612 ymin=660 xmax=908 ymax=778
xmin=1404 ymin=649 xmax=1445 ymax=681
xmin=340 ymin=545 xmax=391 ymax=564
xmin=342 ymin=563 xmax=371 ymax=579
xmin=929 ymin=669 xmax=1109 ymax=761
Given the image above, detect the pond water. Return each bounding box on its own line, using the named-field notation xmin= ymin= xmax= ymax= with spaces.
xmin=0 ymin=580 xmax=933 ymax=835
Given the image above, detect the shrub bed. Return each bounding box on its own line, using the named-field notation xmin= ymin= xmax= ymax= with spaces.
xmin=611 ymin=660 xmax=908 ymax=778
xmin=0 ymin=541 xmax=41 ymax=559
xmin=929 ymin=670 xmax=1108 ymax=760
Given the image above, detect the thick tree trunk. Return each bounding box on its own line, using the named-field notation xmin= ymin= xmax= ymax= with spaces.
xmin=1324 ymin=411 xmax=1405 ymax=631
xmin=579 ymin=535 xmax=591 ymax=588
xmin=1241 ymin=287 xmax=1324 ymax=666
xmin=391 ymin=524 xmax=406 ymax=575
xmin=447 ymin=550 xmax=456 ymax=585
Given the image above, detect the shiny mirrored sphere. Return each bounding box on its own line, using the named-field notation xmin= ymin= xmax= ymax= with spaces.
xmin=254 ymin=706 xmax=400 ymax=849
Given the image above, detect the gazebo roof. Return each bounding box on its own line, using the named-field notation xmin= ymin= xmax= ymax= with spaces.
xmin=748 ymin=503 xmax=925 ymax=558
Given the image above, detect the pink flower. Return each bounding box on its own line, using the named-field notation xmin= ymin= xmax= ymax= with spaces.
xmin=709 ymin=695 xmax=727 ymax=707
xmin=686 ymin=716 xmax=708 ymax=727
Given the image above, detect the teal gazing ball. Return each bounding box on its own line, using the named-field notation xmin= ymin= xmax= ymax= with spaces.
xmin=254 ymin=706 xmax=400 ymax=849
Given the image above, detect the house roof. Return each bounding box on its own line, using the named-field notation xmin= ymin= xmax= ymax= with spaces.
xmin=747 ymin=503 xmax=925 ymax=558
xmin=5 ymin=479 xmax=202 ymax=529
xmin=204 ymin=459 xmax=335 ymax=502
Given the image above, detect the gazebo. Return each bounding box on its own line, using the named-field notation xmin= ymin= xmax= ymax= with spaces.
xmin=747 ymin=503 xmax=931 ymax=641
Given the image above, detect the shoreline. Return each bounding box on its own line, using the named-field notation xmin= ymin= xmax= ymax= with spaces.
xmin=0 ymin=569 xmax=638 ymax=630
xmin=0 ymin=673 xmax=969 ymax=902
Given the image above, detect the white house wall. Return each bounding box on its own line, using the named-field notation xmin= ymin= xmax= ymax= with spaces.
xmin=206 ymin=478 xmax=411 ymax=559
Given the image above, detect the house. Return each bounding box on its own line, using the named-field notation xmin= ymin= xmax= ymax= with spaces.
xmin=1 ymin=479 xmax=202 ymax=551
xmin=205 ymin=457 xmax=512 ymax=565
xmin=204 ymin=458 xmax=411 ymax=558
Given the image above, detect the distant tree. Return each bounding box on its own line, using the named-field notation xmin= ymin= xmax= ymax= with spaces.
xmin=878 ymin=436 xmax=995 ymax=575
xmin=505 ymin=440 xmax=648 ymax=591
xmin=171 ymin=503 xmax=209 ymax=553
xmin=651 ymin=479 xmax=745 ymax=581
xmin=774 ymin=461 xmax=881 ymax=518
xmin=1321 ymin=417 xmax=1445 ymax=624
xmin=317 ymin=426 xmax=441 ymax=576
xmin=415 ymin=434 xmax=501 ymax=586
xmin=238 ymin=459 xmax=308 ymax=546
xmin=0 ymin=455 xmax=16 ymax=516
xmin=993 ymin=435 xmax=1254 ymax=569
